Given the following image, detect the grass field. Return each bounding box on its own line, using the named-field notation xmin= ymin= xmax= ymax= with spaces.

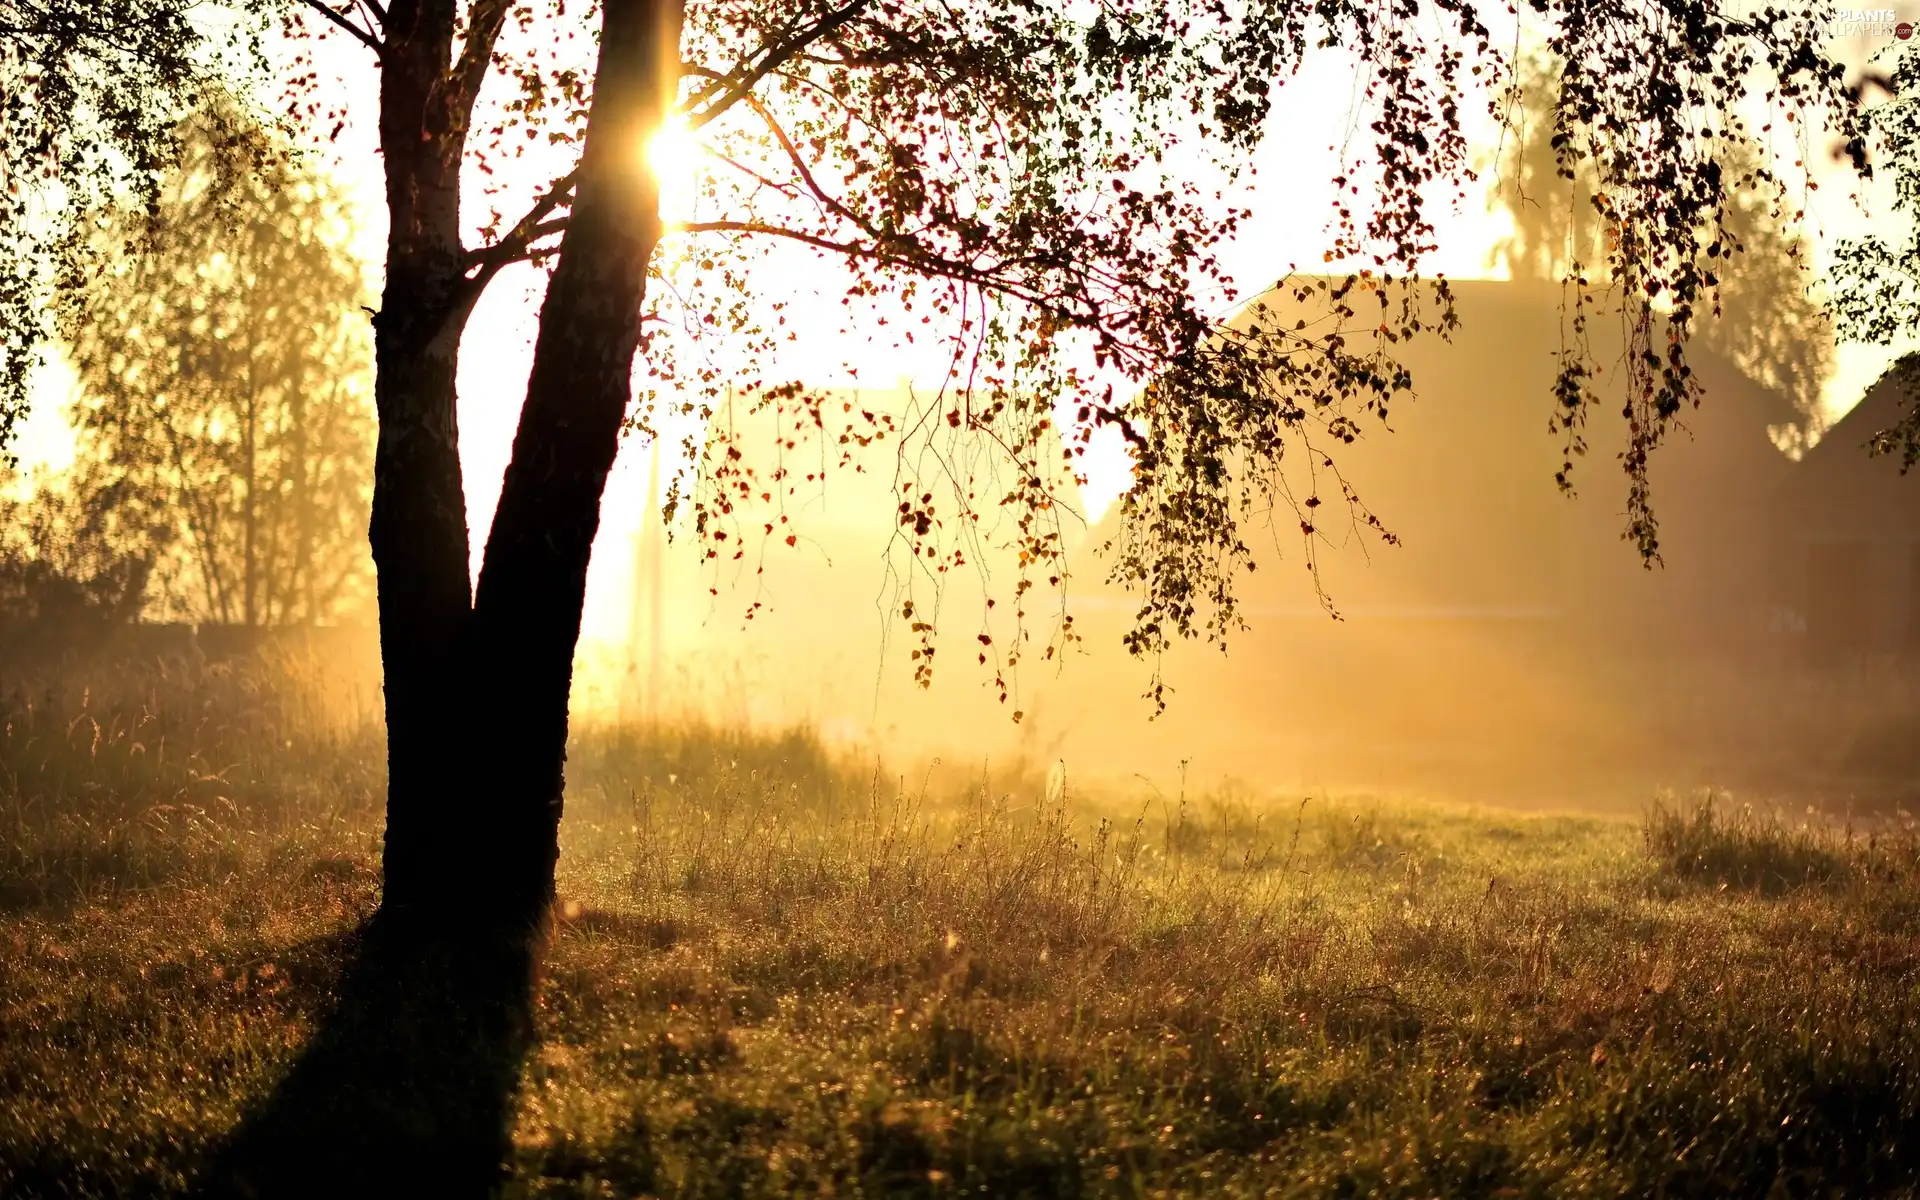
xmin=3 ymin=651 xmax=1920 ymax=1197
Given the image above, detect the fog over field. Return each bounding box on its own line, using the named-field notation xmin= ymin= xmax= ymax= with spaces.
xmin=541 ymin=279 xmax=1915 ymax=812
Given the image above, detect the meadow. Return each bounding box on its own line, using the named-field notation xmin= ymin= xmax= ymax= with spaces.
xmin=2 ymin=647 xmax=1919 ymax=1197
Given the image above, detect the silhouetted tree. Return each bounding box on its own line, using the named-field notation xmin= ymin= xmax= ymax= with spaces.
xmin=52 ymin=105 xmax=374 ymax=627
xmin=1490 ymin=55 xmax=1613 ymax=284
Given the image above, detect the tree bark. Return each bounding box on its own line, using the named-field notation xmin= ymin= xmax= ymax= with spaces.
xmin=368 ymin=0 xmax=478 ymax=913
xmin=462 ymin=0 xmax=683 ymax=924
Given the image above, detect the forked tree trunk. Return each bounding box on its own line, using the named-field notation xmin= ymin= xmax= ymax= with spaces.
xmin=462 ymin=0 xmax=683 ymax=924
xmin=366 ymin=0 xmax=679 ymax=925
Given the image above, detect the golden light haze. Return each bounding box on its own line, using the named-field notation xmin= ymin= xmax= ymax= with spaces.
xmin=10 ymin=13 xmax=1918 ymax=800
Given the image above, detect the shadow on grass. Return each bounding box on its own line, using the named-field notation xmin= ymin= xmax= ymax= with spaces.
xmin=203 ymin=910 xmax=540 ymax=1198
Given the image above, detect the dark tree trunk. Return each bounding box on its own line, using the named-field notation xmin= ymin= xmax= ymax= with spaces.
xmin=463 ymin=0 xmax=682 ymax=924
xmin=368 ymin=0 xmax=479 ymax=913
xmin=210 ymin=6 xmax=682 ymax=1185
xmin=358 ymin=0 xmax=676 ymax=925
xmin=369 ymin=309 xmax=472 ymax=911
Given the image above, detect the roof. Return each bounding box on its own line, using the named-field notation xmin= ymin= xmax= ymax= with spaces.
xmin=1775 ymin=372 xmax=1920 ymax=540
xmin=1082 ymin=278 xmax=1798 ymax=621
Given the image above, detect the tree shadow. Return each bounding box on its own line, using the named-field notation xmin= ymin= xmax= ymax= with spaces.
xmin=203 ymin=910 xmax=540 ymax=1198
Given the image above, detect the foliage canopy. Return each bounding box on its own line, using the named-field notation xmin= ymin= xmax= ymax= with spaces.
xmin=0 ymin=1 xmax=269 ymax=458
xmin=56 ymin=107 xmax=375 ymax=627
xmin=0 ymin=0 xmax=1869 ymax=704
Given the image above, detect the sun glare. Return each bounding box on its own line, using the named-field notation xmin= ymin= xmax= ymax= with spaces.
xmin=644 ymin=118 xmax=699 ymax=226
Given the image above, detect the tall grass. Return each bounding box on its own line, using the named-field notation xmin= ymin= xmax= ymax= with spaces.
xmin=0 ymin=645 xmax=382 ymax=908
xmin=1644 ymin=791 xmax=1920 ymax=895
xmin=525 ymin=764 xmax=1920 ymax=1196
xmin=2 ymin=649 xmax=1919 ymax=1196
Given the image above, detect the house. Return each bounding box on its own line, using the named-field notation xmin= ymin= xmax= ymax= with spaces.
xmin=1084 ymin=278 xmax=1806 ymax=660
xmin=1772 ymin=372 xmax=1920 ymax=662
xmin=1048 ymin=278 xmax=1829 ymax=792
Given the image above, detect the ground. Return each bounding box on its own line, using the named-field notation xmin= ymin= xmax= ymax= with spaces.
xmin=2 ymin=651 xmax=1918 ymax=1197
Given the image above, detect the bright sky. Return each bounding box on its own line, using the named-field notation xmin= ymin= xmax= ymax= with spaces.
xmin=11 ymin=5 xmax=1919 ymax=642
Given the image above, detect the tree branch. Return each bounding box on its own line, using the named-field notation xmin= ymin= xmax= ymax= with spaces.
xmin=682 ymin=0 xmax=870 ymax=132
xmin=737 ymin=92 xmax=865 ymax=227
xmin=447 ymin=0 xmax=512 ymax=135
xmin=457 ymin=171 xmax=580 ymax=305
xmin=299 ymin=0 xmax=383 ymax=57
xmin=680 ymin=219 xmax=1060 ymax=315
xmin=470 ymin=218 xmax=569 ymax=270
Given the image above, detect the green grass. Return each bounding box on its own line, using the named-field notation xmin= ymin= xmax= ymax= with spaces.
xmin=3 ymin=654 xmax=1920 ymax=1196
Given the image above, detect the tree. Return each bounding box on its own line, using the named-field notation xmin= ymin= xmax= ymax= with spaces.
xmin=1833 ymin=40 xmax=1920 ymax=461
xmin=1491 ymin=51 xmax=1834 ymax=458
xmin=1 ymin=1 xmax=1863 ymax=940
xmin=0 ymin=2 xmax=269 ymax=456
xmin=53 ymin=105 xmax=375 ymax=628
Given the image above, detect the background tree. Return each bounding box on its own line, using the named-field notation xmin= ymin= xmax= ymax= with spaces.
xmin=1491 ymin=51 xmax=1835 ymax=458
xmin=54 ymin=105 xmax=375 ymax=628
xmin=0 ymin=2 xmax=268 ymax=456
xmin=1833 ymin=41 xmax=1920 ymax=460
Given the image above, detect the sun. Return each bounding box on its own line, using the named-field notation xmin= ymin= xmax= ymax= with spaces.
xmin=644 ymin=118 xmax=700 ymax=226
